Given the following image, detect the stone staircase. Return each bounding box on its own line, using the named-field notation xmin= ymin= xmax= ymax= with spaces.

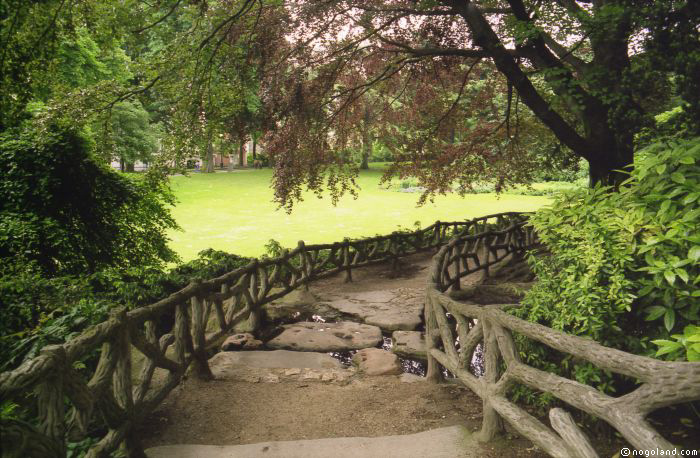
xmin=141 ymin=251 xmax=540 ymax=458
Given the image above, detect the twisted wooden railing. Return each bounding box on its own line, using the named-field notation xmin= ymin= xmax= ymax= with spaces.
xmin=0 ymin=212 xmax=528 ymax=457
xmin=425 ymin=220 xmax=700 ymax=457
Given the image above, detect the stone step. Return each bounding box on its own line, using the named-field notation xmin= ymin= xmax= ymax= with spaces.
xmin=266 ymin=321 xmax=382 ymax=352
xmin=322 ymin=289 xmax=424 ymax=331
xmin=391 ymin=330 xmax=426 ymax=361
xmin=145 ymin=425 xmax=477 ymax=458
xmin=211 ymin=350 xmax=342 ymax=370
xmin=208 ymin=350 xmax=353 ymax=384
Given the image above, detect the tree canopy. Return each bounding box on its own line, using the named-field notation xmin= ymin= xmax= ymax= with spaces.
xmin=2 ymin=0 xmax=698 ymax=208
xmin=256 ymin=0 xmax=699 ymax=207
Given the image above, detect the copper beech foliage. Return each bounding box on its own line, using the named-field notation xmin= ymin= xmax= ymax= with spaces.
xmin=256 ymin=1 xmax=555 ymax=211
xmin=244 ymin=0 xmax=698 ymax=210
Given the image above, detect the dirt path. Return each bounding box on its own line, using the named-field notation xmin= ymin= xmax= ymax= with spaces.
xmin=141 ymin=252 xmax=546 ymax=457
xmin=140 ymin=376 xmax=543 ymax=457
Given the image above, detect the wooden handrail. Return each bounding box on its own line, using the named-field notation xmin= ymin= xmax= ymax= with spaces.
xmin=425 ymin=219 xmax=700 ymax=457
xmin=0 ymin=212 xmax=528 ymax=457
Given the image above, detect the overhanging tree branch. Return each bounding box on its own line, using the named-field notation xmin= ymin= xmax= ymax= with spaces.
xmin=539 ymin=31 xmax=590 ymax=74
xmin=442 ymin=0 xmax=592 ymax=159
xmin=132 ymin=0 xmax=183 ymax=34
xmin=377 ymin=34 xmax=523 ymax=59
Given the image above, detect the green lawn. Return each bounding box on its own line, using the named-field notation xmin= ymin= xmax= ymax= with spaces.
xmin=167 ymin=166 xmax=551 ymax=260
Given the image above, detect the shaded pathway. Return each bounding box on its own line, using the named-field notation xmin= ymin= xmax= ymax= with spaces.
xmin=141 ymin=252 xmax=546 ymax=457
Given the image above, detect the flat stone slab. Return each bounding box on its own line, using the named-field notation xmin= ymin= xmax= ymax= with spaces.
xmin=391 ymin=331 xmax=427 ymax=360
xmin=208 ymin=351 xmax=352 ymax=384
xmin=324 ymin=288 xmax=424 ymax=331
xmin=399 ymin=373 xmax=425 ymax=383
xmin=266 ymin=322 xmax=382 ymax=352
xmin=146 ymin=425 xmax=476 ymax=458
xmin=209 ymin=350 xmax=342 ymax=370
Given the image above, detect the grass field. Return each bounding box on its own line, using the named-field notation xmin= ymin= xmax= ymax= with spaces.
xmin=167 ymin=166 xmax=552 ymax=260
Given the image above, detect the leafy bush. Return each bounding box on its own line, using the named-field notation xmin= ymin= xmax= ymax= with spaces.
xmin=370 ymin=142 xmax=394 ymax=162
xmin=532 ymin=156 xmax=589 ymax=183
xmin=513 ymin=138 xmax=700 ymax=404
xmin=252 ymin=153 xmax=270 ymax=167
xmin=653 ymin=325 xmax=700 ymax=362
xmin=0 ymin=122 xmax=178 ymax=275
xmin=0 ymin=249 xmax=250 ymax=370
xmin=636 ymin=105 xmax=695 ymax=149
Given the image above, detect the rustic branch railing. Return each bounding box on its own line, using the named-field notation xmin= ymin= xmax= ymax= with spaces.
xmin=425 ymin=221 xmax=700 ymax=457
xmin=0 ymin=212 xmax=528 ymax=457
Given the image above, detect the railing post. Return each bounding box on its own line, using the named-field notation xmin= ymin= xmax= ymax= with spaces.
xmin=247 ymin=259 xmax=261 ymax=330
xmin=478 ymin=320 xmax=503 ymax=442
xmin=36 ymin=345 xmax=66 ymax=455
xmin=173 ymin=302 xmax=188 ymax=366
xmin=452 ymin=244 xmax=461 ymax=291
xmin=298 ymin=240 xmax=310 ymax=290
xmin=343 ymin=239 xmax=352 ymax=283
xmin=191 ymin=294 xmax=213 ymax=380
xmin=215 ymin=283 xmax=228 ymax=332
xmin=483 ymin=234 xmax=492 ymax=279
xmin=433 ymin=220 xmax=441 ymax=249
xmin=112 ymin=309 xmax=133 ymax=413
xmin=425 ymin=293 xmax=443 ymax=383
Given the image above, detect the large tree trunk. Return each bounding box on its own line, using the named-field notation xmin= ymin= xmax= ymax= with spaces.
xmin=252 ymin=138 xmax=257 ymax=160
xmin=582 ymin=100 xmax=635 ymax=187
xmin=451 ymin=1 xmax=637 ymax=187
xmin=586 ymin=135 xmax=634 ymax=187
xmin=584 ymin=10 xmax=636 ymax=187
xmin=360 ymin=105 xmax=371 ymax=170
xmin=125 ymin=162 xmax=135 ymax=172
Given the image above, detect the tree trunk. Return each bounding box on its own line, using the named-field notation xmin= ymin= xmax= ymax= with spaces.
xmin=204 ymin=141 xmax=214 ymax=173
xmin=252 ymin=138 xmax=257 ymax=160
xmin=583 ymin=101 xmax=635 ymax=188
xmin=451 ymin=1 xmax=636 ymax=187
xmin=125 ymin=162 xmax=134 ymax=172
xmin=119 ymin=157 xmax=125 ymax=172
xmin=587 ymin=143 xmax=633 ymax=187
xmin=360 ymin=105 xmax=371 ymax=170
xmin=238 ymin=142 xmax=245 ymax=167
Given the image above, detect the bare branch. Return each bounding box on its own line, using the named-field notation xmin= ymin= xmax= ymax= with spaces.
xmin=102 ymin=76 xmax=162 ymax=111
xmin=440 ymin=0 xmax=592 ymax=159
xmin=198 ymin=0 xmax=255 ymax=51
xmin=539 ymin=31 xmax=590 ymax=74
xmin=376 ymin=35 xmax=525 ymax=59
xmin=353 ymin=5 xmax=456 ymax=17
xmin=132 ymin=0 xmax=183 ymax=34
xmin=555 ymin=0 xmax=592 ymax=20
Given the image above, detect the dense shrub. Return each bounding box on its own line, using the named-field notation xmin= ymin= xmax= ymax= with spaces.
xmin=0 ymin=121 xmax=193 ymax=369
xmin=252 ymin=153 xmax=270 ymax=167
xmin=513 ymin=138 xmax=700 ymax=405
xmin=0 ymin=123 xmax=178 ymax=275
xmin=0 ymin=249 xmax=250 ymax=370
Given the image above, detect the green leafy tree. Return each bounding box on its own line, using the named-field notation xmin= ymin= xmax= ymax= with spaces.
xmin=95 ymin=100 xmax=161 ymax=170
xmin=54 ymin=28 xmax=131 ymax=90
xmin=0 ymin=122 xmax=178 ymax=275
